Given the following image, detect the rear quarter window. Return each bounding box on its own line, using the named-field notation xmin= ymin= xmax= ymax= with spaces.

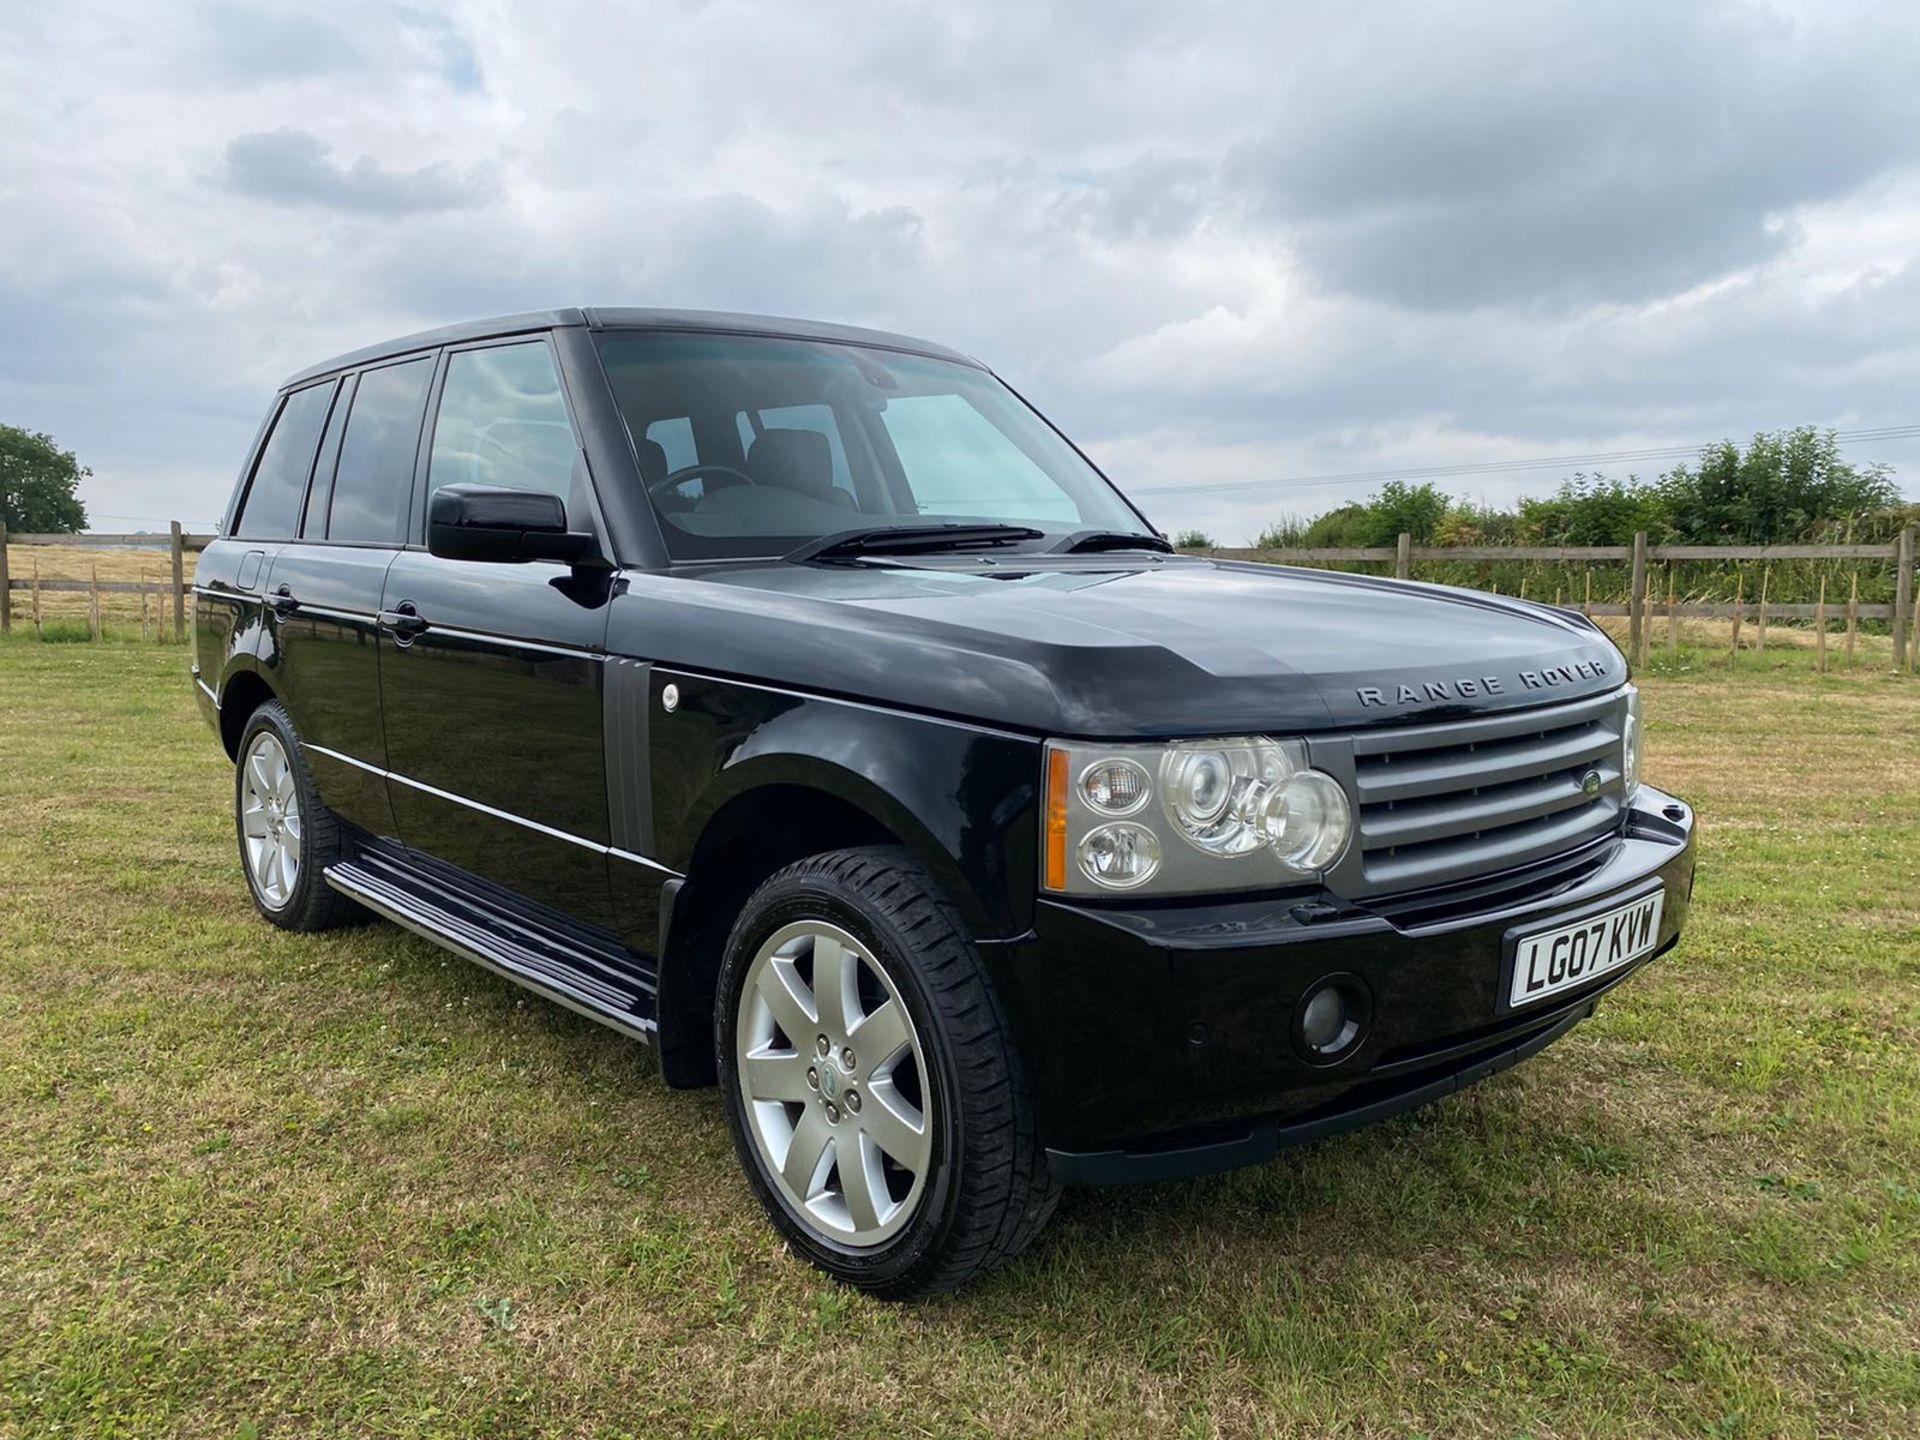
xmin=327 ymin=356 xmax=435 ymax=544
xmin=234 ymin=381 xmax=335 ymax=540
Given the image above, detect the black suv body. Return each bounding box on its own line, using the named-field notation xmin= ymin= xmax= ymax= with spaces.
xmin=194 ymin=308 xmax=1695 ymax=1295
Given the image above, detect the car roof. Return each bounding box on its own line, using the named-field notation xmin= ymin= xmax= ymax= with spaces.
xmin=280 ymin=307 xmax=982 ymax=390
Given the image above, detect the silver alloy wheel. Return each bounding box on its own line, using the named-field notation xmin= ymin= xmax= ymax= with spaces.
xmin=736 ymin=920 xmax=933 ymax=1247
xmin=240 ymin=731 xmax=302 ymax=909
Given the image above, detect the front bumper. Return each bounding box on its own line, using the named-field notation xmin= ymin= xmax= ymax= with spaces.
xmin=980 ymin=786 xmax=1695 ymax=1184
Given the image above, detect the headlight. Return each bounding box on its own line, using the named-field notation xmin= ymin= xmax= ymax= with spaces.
xmin=1044 ymin=736 xmax=1350 ymax=896
xmin=1622 ymin=685 xmax=1641 ymax=799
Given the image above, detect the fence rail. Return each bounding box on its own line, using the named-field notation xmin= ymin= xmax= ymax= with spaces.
xmin=6 ymin=522 xmax=1916 ymax=668
xmin=1189 ymin=526 xmax=1916 ymax=671
xmin=2 ymin=522 xmax=204 ymax=641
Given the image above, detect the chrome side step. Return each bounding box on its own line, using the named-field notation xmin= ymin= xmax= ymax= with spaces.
xmin=325 ymin=855 xmax=658 ymax=1043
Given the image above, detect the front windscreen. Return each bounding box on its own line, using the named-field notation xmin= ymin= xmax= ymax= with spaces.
xmin=595 ymin=331 xmax=1152 ymax=560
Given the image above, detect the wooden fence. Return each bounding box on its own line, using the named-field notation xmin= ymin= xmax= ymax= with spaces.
xmin=1 ymin=524 xmax=212 ymax=642
xmin=5 ymin=522 xmax=1916 ymax=670
xmin=1186 ymin=528 xmax=1917 ymax=672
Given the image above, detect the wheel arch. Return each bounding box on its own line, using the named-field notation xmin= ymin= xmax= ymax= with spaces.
xmin=216 ymin=664 xmax=280 ymax=759
xmin=653 ymin=757 xmax=1004 ymax=1089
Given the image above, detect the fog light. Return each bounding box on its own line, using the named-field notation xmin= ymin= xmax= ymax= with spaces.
xmin=1300 ymin=987 xmax=1350 ymax=1050
xmin=1293 ymin=975 xmax=1370 ymax=1063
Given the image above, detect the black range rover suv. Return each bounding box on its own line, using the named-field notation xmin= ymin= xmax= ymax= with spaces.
xmin=194 ymin=307 xmax=1695 ymax=1296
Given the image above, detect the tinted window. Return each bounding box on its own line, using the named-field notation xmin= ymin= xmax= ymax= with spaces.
xmin=300 ymin=375 xmax=354 ymax=538
xmin=328 ymin=356 xmax=434 ymax=544
xmin=428 ymin=342 xmax=582 ymax=525
xmin=235 ymin=381 xmax=334 ymax=540
xmin=597 ymin=332 xmax=1149 ymax=560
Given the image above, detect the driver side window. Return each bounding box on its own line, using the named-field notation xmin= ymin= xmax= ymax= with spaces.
xmin=427 ymin=341 xmax=587 ymax=530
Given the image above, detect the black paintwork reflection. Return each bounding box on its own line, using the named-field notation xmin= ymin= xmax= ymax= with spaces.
xmin=380 ymin=551 xmax=616 ymax=927
xmin=615 ymin=553 xmax=1623 ymax=741
xmin=262 ymin=545 xmax=398 ymax=834
xmin=988 ymin=791 xmax=1695 ymax=1151
xmin=638 ymin=659 xmax=1040 ymax=937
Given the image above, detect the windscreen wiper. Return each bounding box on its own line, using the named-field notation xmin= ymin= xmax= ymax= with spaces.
xmin=1051 ymin=529 xmax=1175 ymax=555
xmin=785 ymin=524 xmax=1046 ymax=563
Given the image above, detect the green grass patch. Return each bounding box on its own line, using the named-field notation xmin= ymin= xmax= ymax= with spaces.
xmin=1 ymin=645 xmax=1915 ymax=1437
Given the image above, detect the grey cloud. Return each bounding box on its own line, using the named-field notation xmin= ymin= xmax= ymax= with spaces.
xmin=193 ymin=3 xmax=365 ymax=84
xmin=9 ymin=0 xmax=1920 ymax=538
xmin=1225 ymin=3 xmax=1920 ymax=309
xmin=221 ymin=128 xmax=495 ymax=214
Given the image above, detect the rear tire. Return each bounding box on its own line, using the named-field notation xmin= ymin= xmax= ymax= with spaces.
xmin=716 ymin=846 xmax=1059 ymax=1298
xmin=234 ymin=701 xmax=364 ymax=932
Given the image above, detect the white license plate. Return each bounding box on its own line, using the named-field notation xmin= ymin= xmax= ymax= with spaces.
xmin=1509 ymin=891 xmax=1665 ymax=1010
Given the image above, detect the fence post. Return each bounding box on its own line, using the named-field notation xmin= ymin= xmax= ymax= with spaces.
xmin=31 ymin=556 xmax=41 ymax=639
xmin=1816 ymin=577 xmax=1828 ymax=674
xmin=1667 ymin=568 xmax=1679 ymax=654
xmin=1395 ymin=532 xmax=1411 ymax=581
xmin=1731 ymin=573 xmax=1743 ymax=662
xmin=1755 ymin=565 xmax=1769 ymax=655
xmin=170 ymin=521 xmax=187 ymax=644
xmin=89 ymin=565 xmax=102 ymax=641
xmin=1896 ymin=525 xmax=1915 ymax=673
xmin=0 ymin=521 xmax=10 ymax=635
xmin=1847 ymin=574 xmax=1859 ymax=669
xmin=1628 ymin=531 xmax=1647 ymax=666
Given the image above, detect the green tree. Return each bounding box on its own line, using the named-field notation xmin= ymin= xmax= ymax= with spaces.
xmin=1 ymin=425 xmax=90 ymax=534
xmin=1515 ymin=474 xmax=1669 ymax=545
xmin=1658 ymin=428 xmax=1898 ymax=544
xmin=1358 ymin=480 xmax=1449 ymax=545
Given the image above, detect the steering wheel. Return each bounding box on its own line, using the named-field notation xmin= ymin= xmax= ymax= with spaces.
xmin=648 ymin=462 xmax=758 ymax=498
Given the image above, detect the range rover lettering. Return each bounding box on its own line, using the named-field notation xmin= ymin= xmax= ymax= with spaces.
xmin=192 ymin=308 xmax=1696 ymax=1297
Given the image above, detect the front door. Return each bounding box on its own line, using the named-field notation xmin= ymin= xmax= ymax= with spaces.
xmin=378 ymin=336 xmax=618 ymax=929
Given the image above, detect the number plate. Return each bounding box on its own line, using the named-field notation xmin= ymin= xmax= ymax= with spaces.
xmin=1508 ymin=890 xmax=1665 ymax=1010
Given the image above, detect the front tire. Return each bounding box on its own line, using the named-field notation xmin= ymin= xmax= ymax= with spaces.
xmin=234 ymin=701 xmax=363 ymax=931
xmin=716 ymin=847 xmax=1060 ymax=1298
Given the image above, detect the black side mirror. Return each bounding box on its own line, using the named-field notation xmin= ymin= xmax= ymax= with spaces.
xmin=427 ymin=484 xmax=596 ymax=565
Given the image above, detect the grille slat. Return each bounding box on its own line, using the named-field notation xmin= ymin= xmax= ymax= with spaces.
xmin=1360 ymin=762 xmax=1622 ymax=850
xmin=1355 ymin=724 xmax=1617 ymax=803
xmin=1345 ymin=691 xmax=1630 ymax=896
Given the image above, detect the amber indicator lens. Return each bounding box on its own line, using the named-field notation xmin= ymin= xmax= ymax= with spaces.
xmin=1044 ymin=747 xmax=1070 ymax=890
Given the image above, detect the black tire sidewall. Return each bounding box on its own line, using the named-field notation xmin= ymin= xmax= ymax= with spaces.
xmin=716 ymin=867 xmax=968 ymax=1292
xmin=233 ymin=703 xmax=325 ymax=925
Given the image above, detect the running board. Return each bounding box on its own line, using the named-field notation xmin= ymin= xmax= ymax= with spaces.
xmin=324 ymin=853 xmax=658 ymax=1043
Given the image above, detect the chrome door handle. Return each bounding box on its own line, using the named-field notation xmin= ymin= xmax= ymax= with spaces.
xmin=378 ymin=603 xmax=428 ymax=639
xmin=267 ymin=584 xmax=300 ymax=615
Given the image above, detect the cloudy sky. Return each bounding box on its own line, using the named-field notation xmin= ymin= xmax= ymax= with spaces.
xmin=5 ymin=0 xmax=1920 ymax=542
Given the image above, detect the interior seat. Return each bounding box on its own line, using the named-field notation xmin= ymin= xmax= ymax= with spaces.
xmin=748 ymin=429 xmax=853 ymax=508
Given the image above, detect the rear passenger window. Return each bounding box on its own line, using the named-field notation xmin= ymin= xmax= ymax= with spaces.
xmin=235 ymin=381 xmax=335 ymax=540
xmin=300 ymin=375 xmax=354 ymax=539
xmin=328 ymin=356 xmax=435 ymax=544
xmin=428 ymin=342 xmax=583 ymax=525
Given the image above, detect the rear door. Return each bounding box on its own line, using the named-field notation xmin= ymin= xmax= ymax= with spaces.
xmin=264 ymin=353 xmax=437 ymax=837
xmin=202 ymin=378 xmax=335 ymax=672
xmin=378 ymin=335 xmax=618 ymax=928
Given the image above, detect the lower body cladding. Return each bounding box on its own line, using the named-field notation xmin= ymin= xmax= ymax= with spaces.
xmin=986 ymin=786 xmax=1696 ymax=1184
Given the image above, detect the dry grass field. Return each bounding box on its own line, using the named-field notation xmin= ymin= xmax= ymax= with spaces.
xmin=0 ymin=638 xmax=1915 ymax=1438
xmin=2 ymin=543 xmax=200 ymax=629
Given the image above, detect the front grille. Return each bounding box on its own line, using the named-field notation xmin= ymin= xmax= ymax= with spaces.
xmin=1337 ymin=690 xmax=1628 ymax=896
